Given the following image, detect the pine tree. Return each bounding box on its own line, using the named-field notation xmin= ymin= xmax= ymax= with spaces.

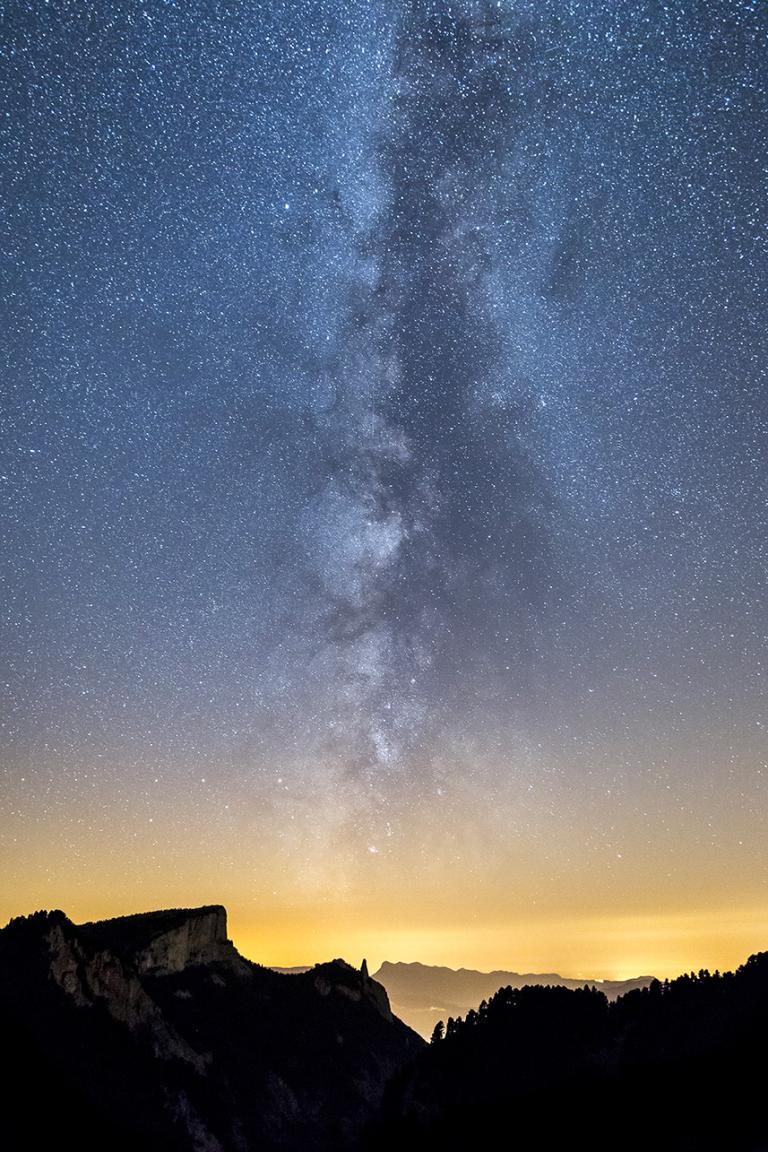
xmin=430 ymin=1020 xmax=444 ymax=1044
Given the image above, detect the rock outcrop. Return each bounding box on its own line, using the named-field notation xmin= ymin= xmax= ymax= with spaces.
xmin=312 ymin=958 xmax=393 ymax=1022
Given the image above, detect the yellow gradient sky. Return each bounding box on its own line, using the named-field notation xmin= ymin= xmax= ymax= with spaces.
xmin=3 ymin=760 xmax=767 ymax=980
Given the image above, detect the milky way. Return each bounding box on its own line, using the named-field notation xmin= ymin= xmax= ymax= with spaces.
xmin=2 ymin=0 xmax=767 ymax=972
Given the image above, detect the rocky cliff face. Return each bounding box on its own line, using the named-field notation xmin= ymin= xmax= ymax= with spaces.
xmin=43 ymin=912 xmax=205 ymax=1068
xmin=79 ymin=904 xmax=245 ymax=976
xmin=0 ymin=905 xmax=423 ymax=1152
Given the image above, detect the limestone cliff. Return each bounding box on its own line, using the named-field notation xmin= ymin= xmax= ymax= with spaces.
xmin=79 ymin=904 xmax=247 ymax=976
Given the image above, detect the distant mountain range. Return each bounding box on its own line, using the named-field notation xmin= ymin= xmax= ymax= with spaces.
xmin=364 ymin=955 xmax=768 ymax=1150
xmin=371 ymin=960 xmax=655 ymax=1038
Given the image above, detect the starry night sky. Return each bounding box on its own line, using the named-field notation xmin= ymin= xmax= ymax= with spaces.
xmin=2 ymin=0 xmax=767 ymax=976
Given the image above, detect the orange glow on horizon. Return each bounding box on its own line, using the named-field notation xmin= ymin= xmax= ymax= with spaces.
xmin=5 ymin=866 xmax=762 ymax=986
xmin=228 ymin=904 xmax=768 ymax=982
xmin=3 ymin=766 xmax=767 ymax=987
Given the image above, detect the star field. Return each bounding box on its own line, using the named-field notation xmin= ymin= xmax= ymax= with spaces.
xmin=1 ymin=0 xmax=767 ymax=975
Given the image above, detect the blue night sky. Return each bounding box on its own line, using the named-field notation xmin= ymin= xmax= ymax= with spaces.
xmin=2 ymin=0 xmax=767 ymax=974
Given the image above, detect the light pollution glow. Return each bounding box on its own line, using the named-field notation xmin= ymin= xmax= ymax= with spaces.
xmin=3 ymin=779 xmax=767 ymax=979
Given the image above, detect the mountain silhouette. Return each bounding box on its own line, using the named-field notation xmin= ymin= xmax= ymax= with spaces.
xmin=0 ymin=905 xmax=422 ymax=1151
xmin=364 ymin=953 xmax=768 ymax=1150
xmin=5 ymin=903 xmax=768 ymax=1151
xmin=372 ymin=959 xmax=655 ymax=1037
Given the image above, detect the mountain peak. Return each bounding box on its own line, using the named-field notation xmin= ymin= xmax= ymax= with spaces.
xmin=0 ymin=902 xmax=423 ymax=1151
xmin=77 ymin=904 xmax=239 ymax=976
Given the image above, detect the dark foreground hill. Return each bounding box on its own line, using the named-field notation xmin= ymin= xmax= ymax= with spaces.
xmin=0 ymin=905 xmax=422 ymax=1152
xmin=5 ymin=905 xmax=768 ymax=1152
xmin=363 ymin=953 xmax=768 ymax=1151
xmin=373 ymin=959 xmax=654 ymax=1037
